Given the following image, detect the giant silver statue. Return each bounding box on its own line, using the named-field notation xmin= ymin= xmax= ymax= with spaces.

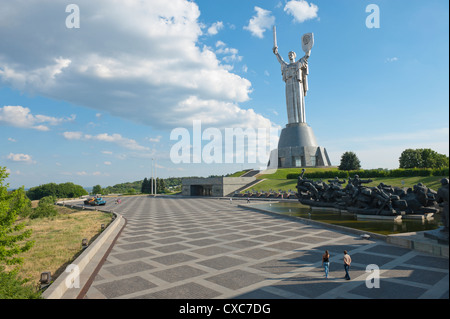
xmin=273 ymin=27 xmax=313 ymax=124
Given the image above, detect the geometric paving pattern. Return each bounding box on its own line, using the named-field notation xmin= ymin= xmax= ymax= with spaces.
xmin=80 ymin=197 xmax=449 ymax=299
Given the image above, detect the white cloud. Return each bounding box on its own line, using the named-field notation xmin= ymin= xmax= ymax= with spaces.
xmin=63 ymin=131 xmax=149 ymax=151
xmin=244 ymin=6 xmax=275 ymax=39
xmin=7 ymin=153 xmax=35 ymax=164
xmin=215 ymin=43 xmax=242 ymax=64
xmin=147 ymin=136 xmax=162 ymax=143
xmin=0 ymin=105 xmax=75 ymax=131
xmin=284 ymin=0 xmax=319 ymax=23
xmin=8 ymin=137 xmax=16 ymax=142
xmin=385 ymin=57 xmax=399 ymax=63
xmin=0 ymin=1 xmax=274 ymax=132
xmin=63 ymin=131 xmax=83 ymax=140
xmin=207 ymin=21 xmax=224 ymax=35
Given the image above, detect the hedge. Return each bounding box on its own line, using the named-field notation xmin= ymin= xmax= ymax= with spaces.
xmin=286 ymin=167 xmax=449 ymax=180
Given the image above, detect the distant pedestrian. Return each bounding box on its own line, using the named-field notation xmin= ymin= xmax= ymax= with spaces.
xmin=247 ymin=197 xmax=250 ymax=204
xmin=322 ymin=250 xmax=330 ymax=279
xmin=230 ymin=197 xmax=233 ymax=204
xmin=343 ymin=250 xmax=351 ymax=280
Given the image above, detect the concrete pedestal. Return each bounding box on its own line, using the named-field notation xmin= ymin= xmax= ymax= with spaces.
xmin=267 ymin=123 xmax=331 ymax=169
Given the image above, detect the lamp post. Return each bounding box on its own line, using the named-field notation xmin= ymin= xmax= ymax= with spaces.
xmin=150 ymin=158 xmax=153 ymax=196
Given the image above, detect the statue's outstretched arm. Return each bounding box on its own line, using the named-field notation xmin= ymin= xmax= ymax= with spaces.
xmin=297 ymin=53 xmax=309 ymax=66
xmin=273 ymin=47 xmax=287 ymax=66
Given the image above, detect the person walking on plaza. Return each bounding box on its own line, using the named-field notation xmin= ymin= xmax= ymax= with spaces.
xmin=343 ymin=250 xmax=351 ymax=280
xmin=322 ymin=250 xmax=330 ymax=279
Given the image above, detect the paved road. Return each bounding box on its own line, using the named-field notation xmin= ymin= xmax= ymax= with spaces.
xmin=80 ymin=196 xmax=448 ymax=299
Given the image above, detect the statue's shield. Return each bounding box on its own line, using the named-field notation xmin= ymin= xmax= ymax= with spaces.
xmin=302 ymin=33 xmax=314 ymax=53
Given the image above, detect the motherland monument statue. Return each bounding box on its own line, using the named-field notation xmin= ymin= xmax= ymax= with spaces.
xmin=267 ymin=27 xmax=331 ymax=169
xmin=273 ymin=29 xmax=313 ymax=124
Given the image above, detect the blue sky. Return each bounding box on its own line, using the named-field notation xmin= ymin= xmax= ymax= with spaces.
xmin=1 ymin=0 xmax=448 ymax=189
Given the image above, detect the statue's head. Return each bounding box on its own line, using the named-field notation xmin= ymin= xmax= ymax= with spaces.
xmin=441 ymin=178 xmax=449 ymax=186
xmin=288 ymin=51 xmax=296 ymax=62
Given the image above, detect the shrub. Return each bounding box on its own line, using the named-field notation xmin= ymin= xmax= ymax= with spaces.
xmin=338 ymin=152 xmax=361 ymax=171
xmin=286 ymin=167 xmax=449 ymax=180
xmin=29 ymin=196 xmax=58 ymax=219
xmin=0 ymin=268 xmax=41 ymax=299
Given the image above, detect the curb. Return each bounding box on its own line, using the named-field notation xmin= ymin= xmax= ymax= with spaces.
xmin=41 ymin=210 xmax=126 ymax=299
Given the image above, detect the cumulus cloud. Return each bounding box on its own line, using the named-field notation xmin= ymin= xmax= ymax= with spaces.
xmin=63 ymin=131 xmax=149 ymax=151
xmin=385 ymin=57 xmax=399 ymax=63
xmin=215 ymin=41 xmax=242 ymax=64
xmin=244 ymin=6 xmax=275 ymax=38
xmin=0 ymin=105 xmax=75 ymax=131
xmin=7 ymin=153 xmax=35 ymax=164
xmin=0 ymin=1 xmax=275 ymax=132
xmin=207 ymin=21 xmax=224 ymax=35
xmin=284 ymin=0 xmax=319 ymax=23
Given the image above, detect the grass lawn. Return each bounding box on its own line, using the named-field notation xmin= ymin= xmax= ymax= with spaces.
xmin=15 ymin=205 xmax=112 ymax=288
xmin=247 ymin=174 xmax=446 ymax=193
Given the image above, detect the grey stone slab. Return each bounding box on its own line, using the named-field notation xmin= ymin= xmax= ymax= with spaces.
xmin=112 ymin=249 xmax=153 ymax=262
xmin=348 ymin=280 xmax=427 ymax=299
xmin=191 ymin=246 xmax=233 ymax=257
xmin=297 ymin=236 xmax=329 ymax=244
xmin=152 ymin=231 xmax=182 ymax=238
xmin=350 ymin=252 xmax=394 ymax=266
xmin=121 ymin=235 xmax=153 ymax=242
xmin=283 ymin=250 xmax=323 ymax=264
xmin=151 ymin=265 xmax=207 ymax=283
xmin=116 ymin=242 xmax=152 ymax=251
xmin=152 ymin=253 xmax=197 ymax=266
xmin=266 ymin=226 xmax=292 ymax=232
xmin=271 ymin=275 xmax=341 ymax=298
xmin=198 ymin=256 xmax=247 ymax=270
xmin=252 ymin=235 xmax=286 ymax=242
xmin=404 ymin=255 xmax=449 ymax=270
xmin=94 ymin=276 xmax=156 ymax=299
xmin=205 ymin=270 xmax=265 ymax=290
xmin=276 ymin=230 xmax=312 ymax=237
xmin=152 ymin=237 xmax=185 ymax=244
xmin=265 ymin=241 xmax=304 ymax=251
xmin=180 ymin=228 xmax=207 ymax=234
xmin=210 ymin=228 xmax=235 ymax=235
xmin=383 ymin=266 xmax=448 ymax=286
xmin=233 ymin=248 xmax=277 ymax=260
xmin=364 ymin=244 xmax=412 ymax=256
xmin=137 ymin=282 xmax=221 ymax=299
xmin=152 ymin=244 xmax=191 ymax=254
xmin=104 ymin=260 xmax=154 ymax=276
xmin=217 ymin=233 xmax=246 ymax=241
xmin=245 ymin=229 xmax=269 ymax=236
xmin=227 ymin=240 xmax=261 ymax=249
xmin=186 ymin=238 xmax=222 ymax=247
xmin=183 ymin=232 xmax=211 ymax=239
xmin=250 ymin=259 xmax=299 ymax=275
xmin=128 ymin=231 xmax=152 ymax=236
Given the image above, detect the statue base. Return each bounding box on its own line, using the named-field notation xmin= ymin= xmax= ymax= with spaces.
xmin=267 ymin=122 xmax=332 ymax=169
xmin=424 ymin=227 xmax=449 ymax=245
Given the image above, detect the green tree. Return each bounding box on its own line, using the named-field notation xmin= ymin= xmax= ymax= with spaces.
xmin=92 ymin=185 xmax=103 ymax=195
xmin=338 ymin=152 xmax=361 ymax=171
xmin=0 ymin=166 xmax=35 ymax=269
xmin=141 ymin=178 xmax=150 ymax=194
xmin=399 ymin=149 xmax=423 ymax=168
xmin=29 ymin=196 xmax=58 ymax=219
xmin=27 ymin=182 xmax=88 ymax=200
xmin=399 ymin=148 xmax=449 ymax=169
xmin=157 ymin=178 xmax=166 ymax=194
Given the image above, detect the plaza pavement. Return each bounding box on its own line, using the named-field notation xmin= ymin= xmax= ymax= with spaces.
xmin=78 ymin=196 xmax=448 ymax=299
